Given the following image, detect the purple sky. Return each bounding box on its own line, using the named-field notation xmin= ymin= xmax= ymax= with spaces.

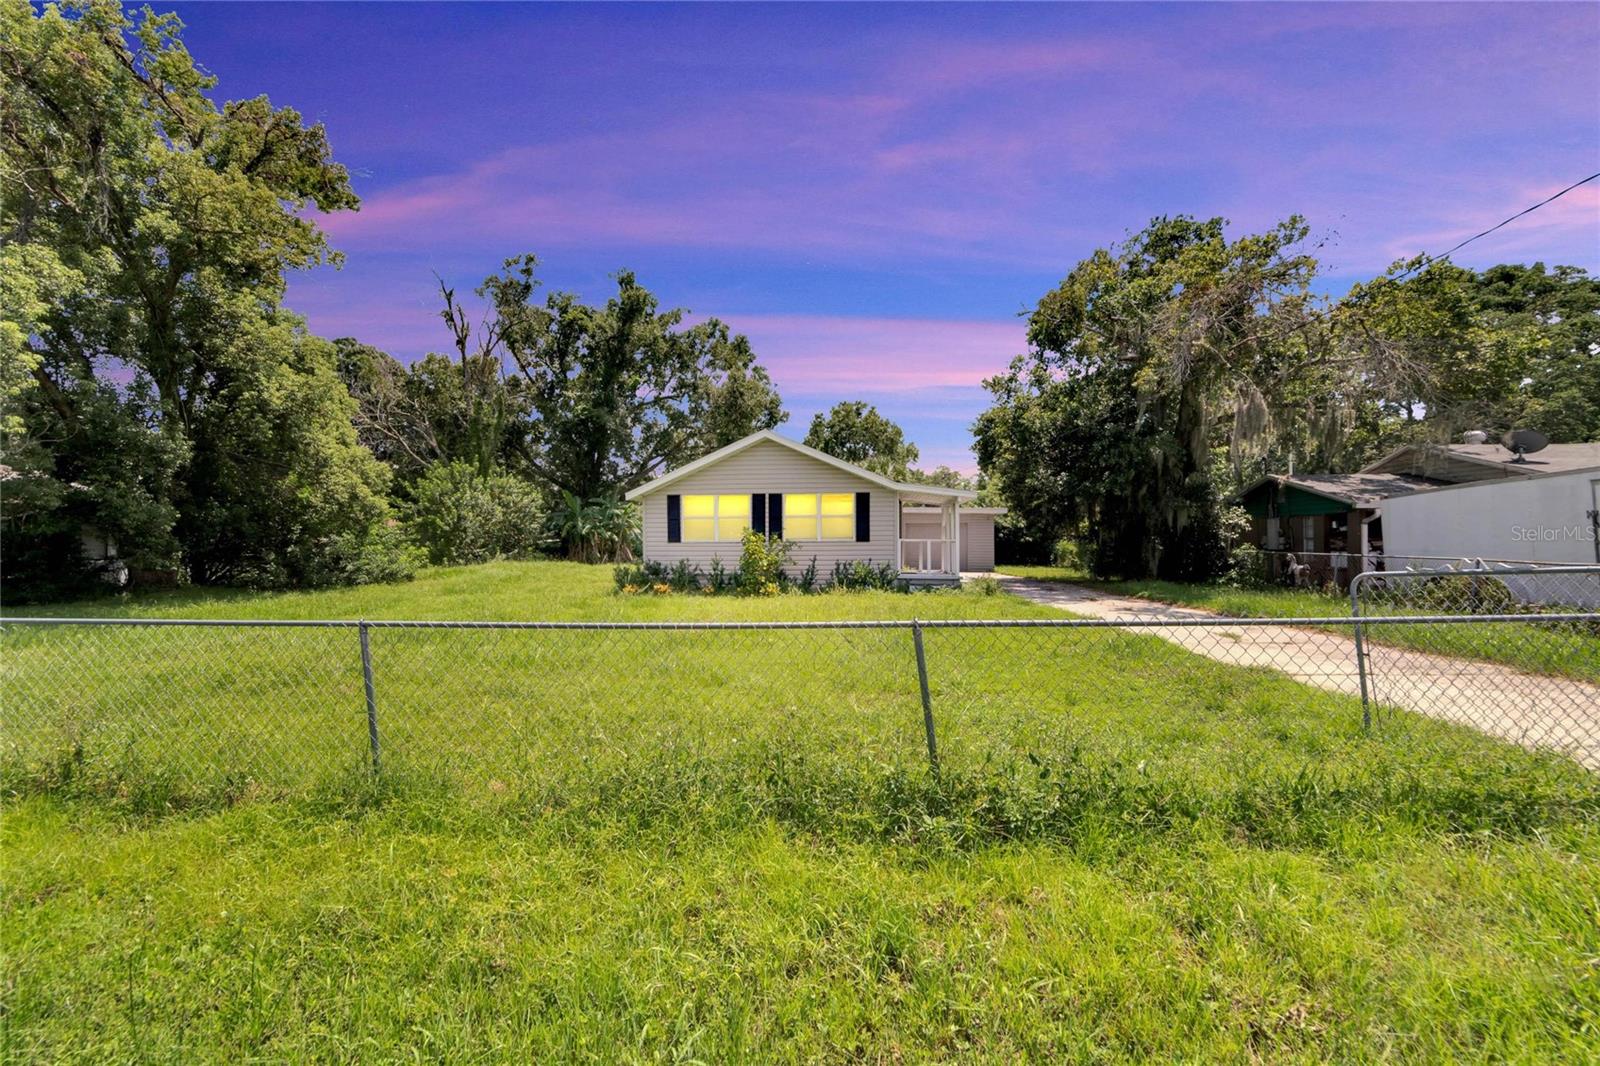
xmin=172 ymin=2 xmax=1600 ymax=472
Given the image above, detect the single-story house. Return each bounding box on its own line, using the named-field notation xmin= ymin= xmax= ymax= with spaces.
xmin=1234 ymin=440 xmax=1600 ymax=585
xmin=1234 ymin=471 xmax=1439 ymax=585
xmin=624 ymin=430 xmax=1004 ymax=586
xmin=1380 ymin=466 xmax=1600 ymax=570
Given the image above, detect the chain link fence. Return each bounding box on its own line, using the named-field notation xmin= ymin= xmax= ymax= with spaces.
xmin=1350 ymin=565 xmax=1600 ymax=762
xmin=1244 ymin=547 xmax=1599 ymax=594
xmin=3 ymin=574 xmax=1596 ymax=807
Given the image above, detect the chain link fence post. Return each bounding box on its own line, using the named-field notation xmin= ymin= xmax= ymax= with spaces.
xmin=359 ymin=621 xmax=380 ymax=774
xmin=911 ymin=619 xmax=939 ymax=776
xmin=1349 ymin=576 xmax=1372 ymax=730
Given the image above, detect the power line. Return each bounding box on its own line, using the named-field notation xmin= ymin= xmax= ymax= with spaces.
xmin=1386 ymin=170 xmax=1599 ymax=284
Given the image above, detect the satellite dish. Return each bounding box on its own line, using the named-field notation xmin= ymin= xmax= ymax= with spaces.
xmin=1501 ymin=428 xmax=1549 ymax=462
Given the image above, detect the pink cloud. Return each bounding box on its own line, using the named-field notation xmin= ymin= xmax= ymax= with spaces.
xmin=1377 ymin=182 xmax=1600 ymax=269
xmin=888 ymin=37 xmax=1144 ymax=92
xmin=285 ymin=283 xmax=448 ymax=355
xmin=719 ymin=313 xmax=1026 ymax=392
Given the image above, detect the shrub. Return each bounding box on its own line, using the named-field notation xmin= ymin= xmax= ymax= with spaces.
xmin=738 ymin=531 xmax=792 ymax=596
xmin=668 ymin=560 xmax=702 ymax=593
xmin=830 ymin=560 xmax=902 ymax=591
xmin=405 ymin=462 xmax=544 ymax=566
xmin=707 ymin=558 xmax=737 ymax=595
xmin=613 ymin=560 xmax=667 ymax=593
xmin=302 ymin=523 xmax=425 ymax=587
xmin=1051 ymin=537 xmax=1083 ymax=571
xmin=1376 ymin=573 xmax=1519 ymax=612
xmin=797 ymin=556 xmax=820 ymax=593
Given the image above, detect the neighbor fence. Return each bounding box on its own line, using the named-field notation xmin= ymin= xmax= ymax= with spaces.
xmin=1246 ymin=548 xmax=1600 ymax=594
xmin=2 ymin=565 xmax=1596 ymax=799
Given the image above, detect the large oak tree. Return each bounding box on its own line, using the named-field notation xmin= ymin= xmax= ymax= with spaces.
xmin=2 ymin=0 xmax=402 ymax=592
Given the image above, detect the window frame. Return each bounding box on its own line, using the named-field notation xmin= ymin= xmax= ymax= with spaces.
xmin=783 ymin=492 xmax=857 ymax=542
xmin=678 ymin=493 xmax=752 ymax=543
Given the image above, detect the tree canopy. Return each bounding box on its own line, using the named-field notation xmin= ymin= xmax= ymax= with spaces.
xmin=975 ymin=215 xmax=1600 ymax=580
xmin=1 ymin=0 xmax=404 ymax=596
xmin=803 ymin=401 xmax=920 ymax=480
xmin=439 ymin=256 xmax=786 ymax=502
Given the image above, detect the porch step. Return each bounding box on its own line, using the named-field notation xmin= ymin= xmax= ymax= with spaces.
xmin=899 ymin=571 xmax=962 ymax=589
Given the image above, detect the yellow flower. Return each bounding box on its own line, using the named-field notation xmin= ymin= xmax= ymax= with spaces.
xmin=652 ymin=582 xmax=671 ymax=595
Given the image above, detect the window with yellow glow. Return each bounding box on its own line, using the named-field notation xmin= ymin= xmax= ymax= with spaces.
xmin=820 ymin=493 xmax=855 ymax=540
xmin=717 ymin=494 xmax=750 ymax=541
xmin=783 ymin=493 xmax=855 ymax=540
xmin=679 ymin=494 xmax=751 ymax=542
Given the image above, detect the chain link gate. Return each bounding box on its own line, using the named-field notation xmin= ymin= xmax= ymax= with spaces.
xmin=1351 ymin=564 xmax=1600 ymax=763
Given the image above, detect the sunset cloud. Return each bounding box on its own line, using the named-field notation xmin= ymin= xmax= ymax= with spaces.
xmin=196 ymin=0 xmax=1598 ymax=468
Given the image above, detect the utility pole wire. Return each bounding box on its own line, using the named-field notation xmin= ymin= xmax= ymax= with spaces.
xmin=1386 ymin=171 xmax=1600 ymax=285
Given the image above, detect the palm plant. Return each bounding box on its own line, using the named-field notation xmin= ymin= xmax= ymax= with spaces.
xmin=546 ymin=490 xmax=640 ymax=562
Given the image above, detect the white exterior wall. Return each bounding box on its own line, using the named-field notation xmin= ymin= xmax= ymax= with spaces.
xmin=962 ymin=514 xmax=996 ymax=571
xmin=638 ymin=438 xmax=899 ymax=572
xmin=1381 ymin=469 xmax=1600 ymax=565
xmin=901 ymin=511 xmax=997 ymax=571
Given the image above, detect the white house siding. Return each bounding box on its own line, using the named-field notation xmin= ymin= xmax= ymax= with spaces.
xmin=638 ymin=438 xmax=899 ymax=573
xmin=1379 ymin=469 xmax=1600 ymax=607
xmin=900 ymin=511 xmax=998 ymax=571
xmin=1381 ymin=469 xmax=1600 ymax=566
xmin=962 ymin=515 xmax=996 ymax=571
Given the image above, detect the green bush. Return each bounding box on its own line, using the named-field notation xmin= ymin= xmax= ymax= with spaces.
xmin=613 ymin=560 xmax=667 ymax=593
xmin=707 ymin=558 xmax=738 ymax=595
xmin=830 ymin=560 xmax=902 ymax=591
xmin=405 ymin=462 xmax=544 ymax=566
xmin=1050 ymin=537 xmax=1083 ymax=571
xmin=668 ymin=560 xmax=702 ymax=593
xmin=618 ymin=547 xmax=907 ymax=596
xmin=738 ymin=531 xmax=792 ymax=596
xmin=300 ymin=523 xmax=424 ymax=587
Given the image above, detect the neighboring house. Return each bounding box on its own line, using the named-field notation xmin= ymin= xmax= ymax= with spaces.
xmin=1234 ymin=440 xmax=1600 ymax=585
xmin=625 ymin=431 xmax=1000 ymax=586
xmin=1381 ymin=466 xmax=1600 ymax=569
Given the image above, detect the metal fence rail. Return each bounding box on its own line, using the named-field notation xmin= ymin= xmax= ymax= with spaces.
xmin=1348 ymin=565 xmax=1600 ymax=763
xmin=4 ymin=592 xmax=1597 ymax=800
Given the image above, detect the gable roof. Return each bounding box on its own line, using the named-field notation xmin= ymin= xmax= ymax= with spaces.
xmin=1234 ymin=472 xmax=1438 ymax=508
xmin=624 ymin=430 xmax=978 ymax=503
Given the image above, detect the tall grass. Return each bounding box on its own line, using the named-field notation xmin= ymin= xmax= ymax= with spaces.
xmin=5 ymin=562 xmax=1599 ymax=1061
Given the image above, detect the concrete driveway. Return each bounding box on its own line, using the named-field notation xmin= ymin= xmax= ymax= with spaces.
xmin=994 ymin=575 xmax=1600 ymax=768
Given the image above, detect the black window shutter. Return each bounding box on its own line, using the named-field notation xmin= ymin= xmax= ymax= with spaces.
xmin=751 ymin=493 xmax=766 ymax=535
xmin=666 ymin=494 xmax=681 ymax=543
xmin=768 ymin=493 xmax=783 ymax=538
xmin=855 ymin=492 xmax=870 ymax=542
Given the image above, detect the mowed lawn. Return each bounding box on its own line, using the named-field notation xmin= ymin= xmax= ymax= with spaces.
xmin=4 ymin=562 xmax=1600 ymax=1062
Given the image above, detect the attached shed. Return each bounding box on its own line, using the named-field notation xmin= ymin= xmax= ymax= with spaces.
xmin=899 ymin=506 xmax=1005 ymax=573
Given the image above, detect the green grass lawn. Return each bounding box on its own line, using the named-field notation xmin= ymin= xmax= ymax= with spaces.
xmin=4 ymin=562 xmax=1599 ymax=1061
xmin=997 ymin=566 xmax=1600 ymax=685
